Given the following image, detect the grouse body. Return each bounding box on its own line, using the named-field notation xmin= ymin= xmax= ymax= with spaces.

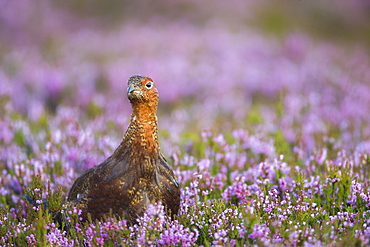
xmin=64 ymin=75 xmax=180 ymax=224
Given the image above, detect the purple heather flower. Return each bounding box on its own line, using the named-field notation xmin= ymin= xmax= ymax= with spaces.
xmin=157 ymin=220 xmax=198 ymax=246
xmin=46 ymin=224 xmax=74 ymax=247
xmin=197 ymin=158 xmax=211 ymax=171
xmin=315 ymin=148 xmax=327 ymax=165
xmin=9 ymin=178 xmax=22 ymax=193
xmin=248 ymin=223 xmax=270 ymax=244
xmin=26 ymin=234 xmax=37 ymax=246
xmin=222 ymin=176 xmax=252 ymax=204
xmin=0 ymin=121 xmax=13 ymax=145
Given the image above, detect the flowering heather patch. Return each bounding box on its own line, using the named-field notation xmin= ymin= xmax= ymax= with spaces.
xmin=1 ymin=0 xmax=370 ymax=246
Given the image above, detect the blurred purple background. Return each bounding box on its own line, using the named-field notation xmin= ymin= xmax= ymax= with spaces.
xmin=0 ymin=0 xmax=370 ymax=152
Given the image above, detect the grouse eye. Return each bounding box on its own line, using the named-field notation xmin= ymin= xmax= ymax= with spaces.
xmin=145 ymin=81 xmax=153 ymax=89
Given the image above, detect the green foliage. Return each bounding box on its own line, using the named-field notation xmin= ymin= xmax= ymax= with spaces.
xmin=272 ymin=129 xmax=293 ymax=159
xmin=86 ymin=101 xmax=103 ymax=119
xmin=246 ymin=107 xmax=264 ymax=126
xmin=13 ymin=130 xmax=26 ymax=147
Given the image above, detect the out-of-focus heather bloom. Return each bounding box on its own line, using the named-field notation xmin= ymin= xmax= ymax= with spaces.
xmin=248 ymin=223 xmax=271 ymax=245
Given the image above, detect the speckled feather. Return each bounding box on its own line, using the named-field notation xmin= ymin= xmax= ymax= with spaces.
xmin=62 ymin=75 xmax=180 ymax=224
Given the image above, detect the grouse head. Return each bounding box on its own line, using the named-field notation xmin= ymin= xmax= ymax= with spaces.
xmin=127 ymin=75 xmax=158 ymax=106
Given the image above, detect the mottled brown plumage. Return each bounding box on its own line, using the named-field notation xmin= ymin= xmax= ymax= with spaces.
xmin=62 ymin=75 xmax=180 ymax=224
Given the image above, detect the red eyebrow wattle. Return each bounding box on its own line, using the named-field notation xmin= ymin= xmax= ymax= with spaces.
xmin=143 ymin=79 xmax=153 ymax=84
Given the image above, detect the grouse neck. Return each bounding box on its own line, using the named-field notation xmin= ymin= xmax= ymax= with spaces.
xmin=130 ymin=102 xmax=157 ymax=123
xmin=123 ymin=105 xmax=160 ymax=178
xmin=129 ymin=113 xmax=158 ymax=132
xmin=126 ymin=103 xmax=159 ymax=153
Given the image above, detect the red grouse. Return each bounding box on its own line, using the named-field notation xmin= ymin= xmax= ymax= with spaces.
xmin=62 ymin=75 xmax=180 ymax=224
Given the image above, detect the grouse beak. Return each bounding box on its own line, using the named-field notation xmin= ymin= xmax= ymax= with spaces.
xmin=127 ymin=84 xmax=140 ymax=94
